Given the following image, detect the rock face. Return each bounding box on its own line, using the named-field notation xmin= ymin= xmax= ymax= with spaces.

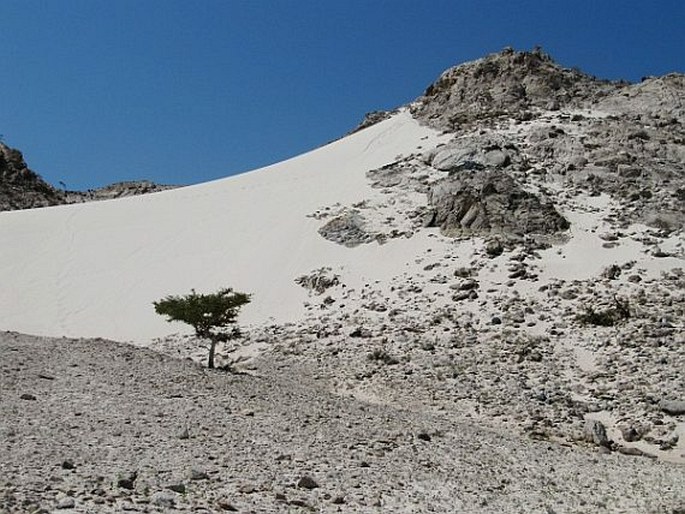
xmin=411 ymin=47 xmax=619 ymax=130
xmin=0 ymin=142 xmax=175 ymax=212
xmin=0 ymin=143 xmax=65 ymax=210
xmin=426 ymin=171 xmax=569 ymax=238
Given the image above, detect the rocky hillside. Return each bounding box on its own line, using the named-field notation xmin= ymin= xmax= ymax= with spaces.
xmin=410 ymin=48 xmax=685 ymax=232
xmin=0 ymin=142 xmax=174 ymax=211
xmin=1 ymin=48 xmax=684 ymax=513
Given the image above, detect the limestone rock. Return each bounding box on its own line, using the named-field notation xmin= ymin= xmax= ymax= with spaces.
xmin=297 ymin=476 xmax=319 ymax=490
xmin=660 ymin=399 xmax=685 ymax=415
xmin=584 ymin=419 xmax=610 ymax=448
xmin=296 ymin=268 xmax=340 ymax=295
xmin=426 ymin=172 xmax=569 ymax=238
xmin=318 ymin=210 xmax=376 ymax=247
xmin=412 ymin=48 xmax=618 ymax=130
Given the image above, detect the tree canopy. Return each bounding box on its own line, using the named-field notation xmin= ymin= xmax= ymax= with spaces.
xmin=153 ymin=288 xmax=251 ymax=368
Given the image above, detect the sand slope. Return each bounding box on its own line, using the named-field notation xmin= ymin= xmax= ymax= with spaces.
xmin=0 ymin=111 xmax=443 ymax=341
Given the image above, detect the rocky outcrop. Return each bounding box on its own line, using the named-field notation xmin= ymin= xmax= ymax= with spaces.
xmin=0 ymin=142 xmax=175 ymax=212
xmin=0 ymin=143 xmax=65 ymax=211
xmin=295 ymin=267 xmax=340 ymax=294
xmin=426 ymin=171 xmax=569 ymax=238
xmin=348 ymin=110 xmax=396 ymax=134
xmin=318 ymin=210 xmax=377 ymax=247
xmin=411 ymin=47 xmax=621 ymax=130
xmin=409 ymin=49 xmax=685 ymax=231
xmin=65 ymin=180 xmax=175 ymax=203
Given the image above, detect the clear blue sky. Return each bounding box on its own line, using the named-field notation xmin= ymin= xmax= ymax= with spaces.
xmin=1 ymin=1 xmax=683 ymax=190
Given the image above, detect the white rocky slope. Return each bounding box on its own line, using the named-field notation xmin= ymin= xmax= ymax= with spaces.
xmin=1 ymin=49 xmax=684 ymax=512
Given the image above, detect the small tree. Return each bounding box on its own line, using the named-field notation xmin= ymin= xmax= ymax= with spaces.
xmin=153 ymin=288 xmax=251 ymax=369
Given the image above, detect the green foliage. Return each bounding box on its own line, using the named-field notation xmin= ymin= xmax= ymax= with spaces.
xmin=153 ymin=288 xmax=251 ymax=368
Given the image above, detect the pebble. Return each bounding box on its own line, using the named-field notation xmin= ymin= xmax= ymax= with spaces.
xmin=190 ymin=469 xmax=210 ymax=481
xmin=297 ymin=476 xmax=319 ymax=490
xmin=56 ymin=496 xmax=75 ymax=509
xmin=151 ymin=491 xmax=176 ymax=508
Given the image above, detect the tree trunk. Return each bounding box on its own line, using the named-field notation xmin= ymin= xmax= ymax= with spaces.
xmin=208 ymin=338 xmax=216 ymax=369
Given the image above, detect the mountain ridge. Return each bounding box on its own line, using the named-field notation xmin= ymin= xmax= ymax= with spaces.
xmin=0 ymin=141 xmax=175 ymax=212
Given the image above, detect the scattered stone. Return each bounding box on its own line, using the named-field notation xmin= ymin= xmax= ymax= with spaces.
xmin=56 ymin=496 xmax=75 ymax=509
xmin=584 ymin=419 xmax=610 ymax=448
xmin=616 ymin=446 xmax=653 ymax=458
xmin=296 ymin=267 xmax=340 ymax=294
xmin=150 ymin=491 xmax=176 ymax=508
xmin=289 ymin=499 xmax=312 ymax=508
xmin=453 ymin=267 xmax=473 ymax=278
xmin=190 ymin=469 xmax=210 ymax=481
xmin=61 ymin=460 xmax=76 ymax=470
xmin=485 ymin=239 xmax=504 ymax=257
xmin=349 ymin=327 xmax=372 ymax=338
xmin=167 ymin=482 xmax=186 ymax=494
xmin=20 ymin=393 xmax=37 ymax=401
xmin=117 ymin=471 xmax=138 ymax=490
xmin=217 ymin=499 xmax=239 ymax=511
xmin=659 ymin=399 xmax=685 ymax=416
xmin=297 ymin=476 xmax=319 ymax=490
xmin=452 ymin=291 xmax=471 ymax=302
xmin=238 ymin=484 xmax=257 ymax=494
xmin=601 ymin=265 xmax=622 ymax=280
xmin=456 ymin=279 xmax=479 ymax=291
xmin=318 ymin=210 xmax=376 ymax=247
xmin=620 ymin=426 xmax=642 ymax=443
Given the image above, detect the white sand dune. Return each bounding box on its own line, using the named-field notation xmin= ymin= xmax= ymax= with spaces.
xmin=0 ymin=111 xmax=445 ymax=341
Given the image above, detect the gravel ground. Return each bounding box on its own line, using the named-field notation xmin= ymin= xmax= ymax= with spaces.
xmin=2 ymin=332 xmax=684 ymax=513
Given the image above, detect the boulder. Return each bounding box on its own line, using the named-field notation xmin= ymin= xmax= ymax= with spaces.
xmin=583 ymin=419 xmax=610 ymax=448
xmin=426 ymin=172 xmax=569 ymax=237
xmin=660 ymin=399 xmax=685 ymax=415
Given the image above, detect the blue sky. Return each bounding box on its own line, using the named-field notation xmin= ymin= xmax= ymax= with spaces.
xmin=1 ymin=1 xmax=683 ymax=190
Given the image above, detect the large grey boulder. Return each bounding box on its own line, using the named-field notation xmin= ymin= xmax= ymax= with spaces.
xmin=426 ymin=171 xmax=569 ymax=237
